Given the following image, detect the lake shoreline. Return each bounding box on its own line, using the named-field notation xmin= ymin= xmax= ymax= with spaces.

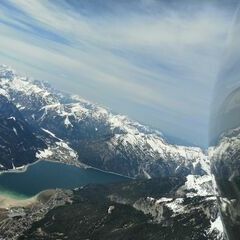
xmin=0 ymin=193 xmax=37 ymax=209
xmin=0 ymin=159 xmax=134 ymax=179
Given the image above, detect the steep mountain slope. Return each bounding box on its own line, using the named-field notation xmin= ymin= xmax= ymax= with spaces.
xmin=0 ymin=65 xmax=208 ymax=178
xmin=0 ymin=95 xmax=46 ymax=169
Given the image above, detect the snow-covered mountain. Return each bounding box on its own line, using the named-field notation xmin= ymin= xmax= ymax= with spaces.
xmin=210 ymin=126 xmax=240 ymax=180
xmin=209 ymin=126 xmax=240 ymax=238
xmin=0 ymin=64 xmax=208 ymax=178
xmin=132 ymin=175 xmax=223 ymax=240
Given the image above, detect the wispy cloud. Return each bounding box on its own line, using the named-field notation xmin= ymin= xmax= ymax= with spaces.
xmin=0 ymin=0 xmax=236 ymax=146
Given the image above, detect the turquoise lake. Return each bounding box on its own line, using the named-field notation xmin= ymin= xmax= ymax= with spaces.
xmin=0 ymin=161 xmax=130 ymax=198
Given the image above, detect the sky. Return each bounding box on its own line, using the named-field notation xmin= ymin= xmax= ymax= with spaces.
xmin=0 ymin=0 xmax=238 ymax=147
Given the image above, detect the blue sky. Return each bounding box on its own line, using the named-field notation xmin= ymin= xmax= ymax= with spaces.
xmin=0 ymin=0 xmax=237 ymax=147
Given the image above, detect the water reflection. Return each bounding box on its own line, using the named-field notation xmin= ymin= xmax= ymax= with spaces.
xmin=210 ymin=7 xmax=240 ymax=240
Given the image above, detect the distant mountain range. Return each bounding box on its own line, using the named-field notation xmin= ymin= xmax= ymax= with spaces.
xmin=0 ymin=64 xmax=208 ymax=179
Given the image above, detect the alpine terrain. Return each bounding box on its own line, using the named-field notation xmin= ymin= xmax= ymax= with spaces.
xmin=0 ymin=65 xmax=223 ymax=239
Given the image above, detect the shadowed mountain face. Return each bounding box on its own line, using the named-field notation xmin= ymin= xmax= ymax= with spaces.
xmin=0 ymin=95 xmax=46 ymax=169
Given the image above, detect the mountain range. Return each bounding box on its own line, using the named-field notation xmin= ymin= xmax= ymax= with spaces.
xmin=0 ymin=64 xmax=208 ymax=179
xmin=0 ymin=64 xmax=223 ymax=239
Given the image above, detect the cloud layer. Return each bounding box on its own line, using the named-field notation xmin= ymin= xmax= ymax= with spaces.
xmin=0 ymin=0 xmax=236 ymax=147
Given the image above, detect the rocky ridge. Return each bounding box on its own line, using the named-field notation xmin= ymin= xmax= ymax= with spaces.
xmin=0 ymin=64 xmax=208 ymax=178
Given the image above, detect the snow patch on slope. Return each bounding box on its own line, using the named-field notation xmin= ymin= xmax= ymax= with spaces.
xmin=183 ymin=175 xmax=214 ymax=197
xmin=36 ymin=148 xmax=53 ymax=159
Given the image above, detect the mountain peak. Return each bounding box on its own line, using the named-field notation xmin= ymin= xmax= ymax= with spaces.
xmin=0 ymin=64 xmax=15 ymax=80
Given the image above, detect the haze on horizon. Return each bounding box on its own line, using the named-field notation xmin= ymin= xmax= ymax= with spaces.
xmin=0 ymin=0 xmax=238 ymax=147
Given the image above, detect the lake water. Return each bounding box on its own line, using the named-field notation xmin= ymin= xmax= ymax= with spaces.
xmin=0 ymin=161 xmax=130 ymax=199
